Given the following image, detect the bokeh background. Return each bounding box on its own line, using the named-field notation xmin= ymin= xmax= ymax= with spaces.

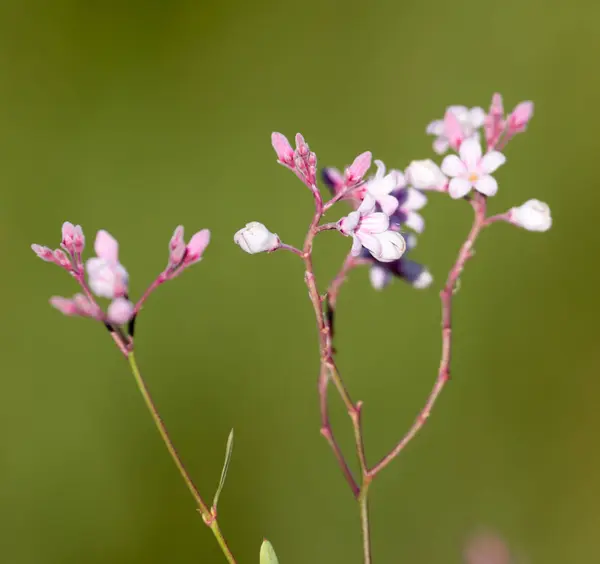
xmin=2 ymin=0 xmax=599 ymax=562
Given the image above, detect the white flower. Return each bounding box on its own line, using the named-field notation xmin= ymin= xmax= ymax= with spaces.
xmin=234 ymin=222 xmax=280 ymax=254
xmin=510 ymin=199 xmax=552 ymax=232
xmin=364 ymin=160 xmax=404 ymax=215
xmin=441 ymin=138 xmax=506 ymax=199
xmin=86 ymin=230 xmax=128 ymax=299
xmin=338 ymin=194 xmax=406 ymax=262
xmin=405 ymin=159 xmax=448 ymax=191
xmin=427 ymin=105 xmax=486 ymax=154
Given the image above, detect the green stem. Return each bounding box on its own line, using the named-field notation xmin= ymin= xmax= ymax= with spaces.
xmin=358 ymin=483 xmax=372 ymax=564
xmin=127 ymin=352 xmax=236 ymax=564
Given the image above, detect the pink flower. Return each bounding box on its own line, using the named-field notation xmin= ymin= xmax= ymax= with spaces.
xmin=86 ymin=230 xmax=129 ymax=299
xmin=167 ymin=226 xmax=211 ymax=272
xmin=427 ymin=105 xmax=486 ymax=154
xmin=364 ymin=160 xmax=403 ymax=216
xmin=338 ymin=194 xmax=406 ymax=262
xmin=441 ymin=138 xmax=506 ymax=199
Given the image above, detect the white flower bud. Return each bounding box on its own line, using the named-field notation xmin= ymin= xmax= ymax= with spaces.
xmin=234 ymin=222 xmax=280 ymax=254
xmin=405 ymin=159 xmax=447 ymax=190
xmin=511 ymin=199 xmax=552 ymax=232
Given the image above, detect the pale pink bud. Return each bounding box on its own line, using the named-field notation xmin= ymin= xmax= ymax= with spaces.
xmin=61 ymin=222 xmax=76 ymax=253
xmin=271 ymin=132 xmax=295 ymax=166
xmin=294 ymin=133 xmax=309 ymax=157
xmin=31 ymin=244 xmax=55 ymax=262
xmin=50 ymin=296 xmax=80 ymax=316
xmin=107 ymin=298 xmax=134 ymax=325
xmin=508 ymin=101 xmax=533 ymax=133
xmin=86 ymin=258 xmax=129 ymax=299
xmin=53 ymin=249 xmax=72 ymax=270
xmin=169 ymin=225 xmax=186 ymax=267
xmin=485 ymin=93 xmax=506 ymax=148
xmin=184 ymin=229 xmax=211 ymax=264
xmin=94 ymin=230 xmax=119 ymax=262
xmin=73 ymin=293 xmax=102 ymax=318
xmin=345 ymin=151 xmax=372 ymax=184
xmin=72 ymin=225 xmax=85 ymax=254
xmin=405 ymin=159 xmax=447 ymax=191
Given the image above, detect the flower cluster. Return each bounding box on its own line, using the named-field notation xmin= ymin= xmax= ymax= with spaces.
xmin=32 ymin=222 xmax=210 ymax=349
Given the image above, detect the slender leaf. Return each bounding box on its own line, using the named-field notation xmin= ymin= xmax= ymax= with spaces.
xmin=212 ymin=428 xmax=234 ymax=509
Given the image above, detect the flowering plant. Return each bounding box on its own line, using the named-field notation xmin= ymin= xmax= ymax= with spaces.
xmin=33 ymin=92 xmax=550 ymax=563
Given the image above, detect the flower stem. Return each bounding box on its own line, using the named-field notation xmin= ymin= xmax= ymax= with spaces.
xmin=127 ymin=352 xmax=236 ymax=564
xmin=358 ymin=482 xmax=372 ymax=564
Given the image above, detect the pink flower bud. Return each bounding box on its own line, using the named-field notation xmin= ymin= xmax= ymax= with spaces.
xmin=31 ymin=244 xmax=55 ymax=262
xmin=49 ymin=296 xmax=79 ymax=316
xmin=484 ymin=93 xmax=506 ymax=148
xmin=345 ymin=151 xmax=372 ymax=184
xmin=107 ymin=298 xmax=134 ymax=325
xmin=184 ymin=229 xmax=211 ymax=265
xmin=169 ymin=225 xmax=186 ymax=267
xmin=53 ymin=249 xmax=72 ymax=270
xmin=72 ymin=225 xmax=85 ymax=254
xmin=271 ymin=132 xmax=294 ymax=166
xmin=508 ymin=101 xmax=534 ymax=133
xmin=294 ymin=133 xmax=309 ymax=157
xmin=61 ymin=222 xmax=76 ymax=253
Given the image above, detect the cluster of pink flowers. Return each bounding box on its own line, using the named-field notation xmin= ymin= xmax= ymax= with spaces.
xmin=234 ymin=93 xmax=551 ymax=290
xmin=32 ymin=222 xmax=210 ymax=347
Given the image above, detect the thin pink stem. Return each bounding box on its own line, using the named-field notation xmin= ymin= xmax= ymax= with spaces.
xmin=368 ymin=194 xmax=488 ymax=477
xmin=323 ymin=182 xmax=362 ymax=212
xmin=316 ymin=222 xmax=339 ymax=233
xmin=278 ymin=244 xmax=304 ymax=257
xmin=134 ymin=273 xmax=167 ymax=315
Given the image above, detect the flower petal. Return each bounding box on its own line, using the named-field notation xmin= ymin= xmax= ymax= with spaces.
xmin=357 ymin=232 xmax=382 ymax=258
xmin=480 ymin=151 xmax=506 ymax=174
xmin=468 ymin=107 xmax=486 ymax=129
xmin=94 ymin=230 xmax=119 ymax=262
xmin=378 ymin=194 xmax=399 ymax=216
xmin=426 ymin=120 xmax=445 ymax=136
xmin=339 ymin=211 xmax=360 ymax=234
xmin=458 ymin=138 xmax=482 ymax=169
xmin=441 ymin=155 xmax=466 ymax=177
xmin=433 ymin=137 xmax=450 ymax=155
xmin=448 ymin=177 xmax=472 ymax=199
xmin=357 ymin=192 xmax=377 ymax=215
xmin=403 ymin=188 xmax=427 ymax=211
xmin=475 ymin=175 xmax=498 ymax=196
xmin=359 ymin=212 xmax=390 ymax=234
xmin=372 ymin=231 xmax=406 ymax=263
xmin=350 ymin=235 xmax=363 ymax=256
xmin=369 ymin=265 xmax=392 ymax=291
xmin=404 ymin=212 xmax=425 ymax=234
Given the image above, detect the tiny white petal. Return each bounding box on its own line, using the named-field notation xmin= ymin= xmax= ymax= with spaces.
xmin=433 ymin=137 xmax=450 ymax=155
xmin=475 ymin=175 xmax=498 ymax=197
xmin=360 ymin=212 xmax=390 ymax=234
xmin=369 ymin=265 xmax=392 ymax=291
xmin=459 ymin=138 xmax=482 ymax=169
xmin=406 ymin=160 xmax=447 ymax=190
xmin=480 ymin=151 xmax=506 ymax=174
xmin=426 ymin=120 xmax=445 ymax=136
xmin=357 ymin=232 xmax=382 ymax=258
xmin=403 ymin=188 xmax=428 ymax=211
xmin=468 ymin=107 xmax=486 ymax=129
xmin=448 ymin=177 xmax=472 ymax=199
xmin=339 ymin=211 xmax=360 ymax=234
xmin=370 ymin=231 xmax=406 ymax=263
xmin=404 ymin=212 xmax=425 ymax=234
xmin=350 ymin=235 xmax=363 ymax=256
xmin=413 ymin=269 xmax=433 ymax=289
xmin=441 ymin=155 xmax=466 ymax=177
xmin=357 ymin=193 xmax=377 ymax=215
xmin=378 ymin=194 xmax=399 ymax=216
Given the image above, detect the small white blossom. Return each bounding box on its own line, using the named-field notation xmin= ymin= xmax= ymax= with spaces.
xmin=234 ymin=222 xmax=280 ymax=254
xmin=338 ymin=194 xmax=406 ymax=263
xmin=441 ymin=138 xmax=506 ymax=199
xmin=86 ymin=230 xmax=129 ymax=299
xmin=510 ymin=199 xmax=552 ymax=232
xmin=364 ymin=160 xmax=404 ymax=215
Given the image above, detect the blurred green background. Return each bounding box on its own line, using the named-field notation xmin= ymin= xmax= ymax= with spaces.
xmin=2 ymin=0 xmax=599 ymax=562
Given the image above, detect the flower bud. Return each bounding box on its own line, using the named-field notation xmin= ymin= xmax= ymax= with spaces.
xmin=107 ymin=298 xmax=135 ymax=325
xmin=510 ymin=199 xmax=552 ymax=232
xmin=405 ymin=159 xmax=447 ymax=190
xmin=234 ymin=222 xmax=280 ymax=254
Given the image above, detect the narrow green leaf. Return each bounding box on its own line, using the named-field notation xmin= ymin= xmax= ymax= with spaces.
xmin=260 ymin=540 xmax=279 ymax=564
xmin=212 ymin=428 xmax=234 ymax=509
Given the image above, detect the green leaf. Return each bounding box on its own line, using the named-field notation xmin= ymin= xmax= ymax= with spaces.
xmin=212 ymin=428 xmax=234 ymax=509
xmin=260 ymin=540 xmax=279 ymax=564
